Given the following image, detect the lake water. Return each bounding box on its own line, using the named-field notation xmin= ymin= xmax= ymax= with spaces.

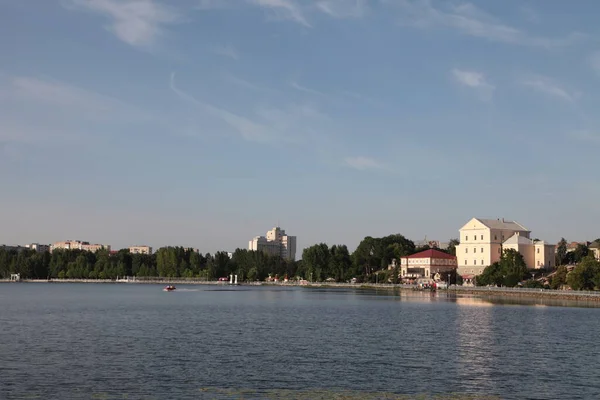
xmin=1 ymin=284 xmax=600 ymax=399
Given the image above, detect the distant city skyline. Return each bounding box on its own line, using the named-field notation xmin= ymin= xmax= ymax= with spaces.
xmin=1 ymin=1 xmax=599 ymax=253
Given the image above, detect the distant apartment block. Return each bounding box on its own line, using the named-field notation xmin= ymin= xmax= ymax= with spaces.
xmin=25 ymin=243 xmax=50 ymax=253
xmin=249 ymin=226 xmax=297 ymax=261
xmin=50 ymin=240 xmax=111 ymax=253
xmin=455 ymin=218 xmax=554 ymax=282
xmin=129 ymin=245 xmax=152 ymax=255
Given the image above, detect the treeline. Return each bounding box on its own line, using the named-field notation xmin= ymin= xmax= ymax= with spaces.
xmin=0 ymin=247 xmax=296 ymax=281
xmin=0 ymin=234 xmax=456 ymax=282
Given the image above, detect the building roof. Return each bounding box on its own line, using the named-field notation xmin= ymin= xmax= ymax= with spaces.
xmin=407 ymin=249 xmax=456 ymax=259
xmin=503 ymin=233 xmax=533 ymax=246
xmin=590 ymin=241 xmax=600 ymax=249
xmin=475 ymin=218 xmax=529 ymax=232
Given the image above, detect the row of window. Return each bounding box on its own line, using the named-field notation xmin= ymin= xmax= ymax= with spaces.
xmin=465 ymin=247 xmax=485 ymax=253
xmin=464 ymin=260 xmax=485 ymax=265
xmin=465 ymin=234 xmax=504 ymax=241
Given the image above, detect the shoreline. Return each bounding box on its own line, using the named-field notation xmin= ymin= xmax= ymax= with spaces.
xmin=3 ymin=278 xmax=600 ymax=302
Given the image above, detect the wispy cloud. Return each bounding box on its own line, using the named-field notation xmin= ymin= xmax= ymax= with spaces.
xmin=0 ymin=74 xmax=152 ymax=146
xmin=224 ymin=74 xmax=274 ymax=93
xmin=65 ymin=0 xmax=180 ymax=48
xmin=344 ymin=156 xmax=383 ymax=171
xmin=196 ymin=0 xmax=231 ymax=10
xmin=290 ymin=81 xmax=326 ymax=97
xmin=213 ymin=44 xmax=239 ymax=60
xmin=316 ymin=0 xmax=368 ymax=19
xmin=522 ymin=75 xmax=579 ymax=103
xmin=7 ymin=75 xmax=150 ymax=122
xmin=452 ymin=69 xmax=494 ymax=100
xmin=590 ymin=51 xmax=600 ymax=74
xmin=248 ymin=0 xmax=311 ymax=27
xmin=393 ymin=0 xmax=583 ymax=48
xmin=569 ymin=130 xmax=600 ymax=145
xmin=519 ymin=5 xmax=540 ymax=24
xmin=170 ymin=73 xmax=276 ymax=142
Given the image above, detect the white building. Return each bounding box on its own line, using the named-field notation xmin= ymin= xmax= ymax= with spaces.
xmin=129 ymin=245 xmax=152 ymax=255
xmin=51 ymin=240 xmax=111 ymax=253
xmin=455 ymin=218 xmax=554 ymax=281
xmin=25 ymin=243 xmax=50 ymax=253
xmin=249 ymin=226 xmax=297 ymax=261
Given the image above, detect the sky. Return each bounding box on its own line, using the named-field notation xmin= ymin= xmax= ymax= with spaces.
xmin=1 ymin=0 xmax=600 ymax=254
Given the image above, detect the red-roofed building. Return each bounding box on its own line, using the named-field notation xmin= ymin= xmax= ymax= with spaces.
xmin=388 ymin=249 xmax=457 ymax=280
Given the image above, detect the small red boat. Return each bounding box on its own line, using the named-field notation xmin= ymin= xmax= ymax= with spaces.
xmin=163 ymin=285 xmax=176 ymax=292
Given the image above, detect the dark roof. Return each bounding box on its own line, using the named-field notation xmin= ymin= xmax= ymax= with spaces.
xmin=407 ymin=249 xmax=456 ymax=259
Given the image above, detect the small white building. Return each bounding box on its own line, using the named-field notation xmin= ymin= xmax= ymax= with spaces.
xmin=129 ymin=245 xmax=152 ymax=255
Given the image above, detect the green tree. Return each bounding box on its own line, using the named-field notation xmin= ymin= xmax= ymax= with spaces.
xmin=567 ymin=256 xmax=600 ymax=290
xmin=555 ymin=238 xmax=568 ymax=266
xmin=477 ymin=249 xmax=528 ymax=287
xmin=445 ymin=239 xmax=460 ymax=257
xmin=550 ymin=266 xmax=568 ymax=289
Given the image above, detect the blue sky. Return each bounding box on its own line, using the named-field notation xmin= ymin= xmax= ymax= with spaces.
xmin=1 ymin=0 xmax=599 ymax=253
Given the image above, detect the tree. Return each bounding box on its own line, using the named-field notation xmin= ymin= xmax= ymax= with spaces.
xmin=476 ymin=249 xmax=528 ymax=287
xmin=567 ymin=256 xmax=600 ymax=290
xmin=556 ymin=238 xmax=568 ymax=266
xmin=573 ymin=244 xmax=589 ymax=264
xmin=302 ymin=243 xmax=330 ymax=282
xmin=550 ymin=266 xmax=568 ymax=289
xmin=445 ymin=239 xmax=459 ymax=257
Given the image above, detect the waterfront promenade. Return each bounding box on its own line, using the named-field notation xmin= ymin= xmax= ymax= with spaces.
xmin=3 ymin=278 xmax=600 ymax=302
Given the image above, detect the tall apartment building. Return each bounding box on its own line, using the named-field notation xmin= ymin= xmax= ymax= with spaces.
xmin=129 ymin=245 xmax=152 ymax=255
xmin=249 ymin=226 xmax=297 ymax=261
xmin=455 ymin=218 xmax=555 ymax=281
xmin=50 ymin=240 xmax=111 ymax=253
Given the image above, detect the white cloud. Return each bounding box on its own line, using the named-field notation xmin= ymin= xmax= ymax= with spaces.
xmin=522 ymin=76 xmax=579 ymax=103
xmin=316 ymin=0 xmax=369 ymax=19
xmin=451 ymin=69 xmax=494 ymax=100
xmin=65 ymin=0 xmax=180 ymax=48
xmin=247 ymin=0 xmax=311 ymax=27
xmin=0 ymin=75 xmax=153 ymax=146
xmin=6 ymin=76 xmax=150 ymax=122
xmin=394 ymin=0 xmax=583 ymax=48
xmin=170 ymin=73 xmax=275 ymax=142
xmin=590 ymin=51 xmax=600 ymax=74
xmin=290 ymin=81 xmax=326 ymax=97
xmin=214 ymin=44 xmax=239 ymax=60
xmin=569 ymin=130 xmax=600 ymax=145
xmin=344 ymin=156 xmax=383 ymax=170
xmin=196 ymin=0 xmax=231 ymax=10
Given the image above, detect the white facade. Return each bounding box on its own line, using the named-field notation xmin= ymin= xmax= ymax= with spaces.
xmin=249 ymin=226 xmax=297 ymax=261
xmin=455 ymin=218 xmax=554 ymax=278
xmin=25 ymin=243 xmax=50 ymax=252
xmin=51 ymin=240 xmax=111 ymax=253
xmin=129 ymin=245 xmax=152 ymax=255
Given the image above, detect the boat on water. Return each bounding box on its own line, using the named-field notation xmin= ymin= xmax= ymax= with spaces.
xmin=163 ymin=285 xmax=176 ymax=292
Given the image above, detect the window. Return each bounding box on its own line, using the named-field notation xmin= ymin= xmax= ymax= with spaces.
xmin=481 ymin=260 xmax=484 ymax=265
xmin=498 ymin=248 xmax=501 ymax=254
xmin=465 ymin=248 xmax=468 ymax=253
xmin=474 ymin=260 xmax=477 ymax=265
xmin=466 ymin=236 xmax=468 ymax=241
xmin=474 ymin=235 xmax=476 ymax=241
xmin=481 ymin=248 xmax=483 ymax=253
xmin=494 ymin=235 xmax=497 ymax=240
xmin=481 ymin=235 xmax=483 ymax=240
xmin=537 ymin=248 xmax=540 ymax=254
xmin=464 ymin=260 xmax=467 ymax=265
xmin=474 ymin=248 xmax=477 ymax=253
